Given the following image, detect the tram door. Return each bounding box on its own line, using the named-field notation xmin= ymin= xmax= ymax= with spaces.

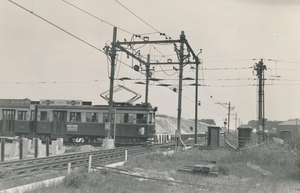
xmin=52 ymin=111 xmax=67 ymax=137
xmin=1 ymin=110 xmax=15 ymax=134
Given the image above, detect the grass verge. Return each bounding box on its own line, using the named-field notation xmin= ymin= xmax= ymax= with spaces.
xmin=5 ymin=140 xmax=299 ymax=193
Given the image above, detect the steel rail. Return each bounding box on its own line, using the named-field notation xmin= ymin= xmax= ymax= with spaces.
xmin=0 ymin=142 xmax=186 ymax=178
xmin=0 ymin=147 xmax=127 ymax=168
xmin=0 ymin=145 xmax=162 ymax=178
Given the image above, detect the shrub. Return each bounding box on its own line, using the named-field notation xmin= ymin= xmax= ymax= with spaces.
xmin=63 ymin=168 xmax=87 ymax=188
xmin=1 ymin=169 xmax=14 ymax=178
xmin=218 ymin=164 xmax=230 ymax=175
xmin=284 ymin=135 xmax=300 ymax=151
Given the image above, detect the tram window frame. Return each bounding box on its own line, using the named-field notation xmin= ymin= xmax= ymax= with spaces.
xmin=124 ymin=113 xmax=134 ymax=123
xmin=70 ymin=112 xmax=81 ymax=122
xmin=18 ymin=111 xmax=27 ymax=121
xmin=136 ymin=114 xmax=147 ymax=124
xmin=149 ymin=113 xmax=153 ymax=124
xmin=40 ymin=111 xmax=49 ymax=121
xmin=3 ymin=110 xmax=15 ymax=121
xmin=86 ymin=112 xmax=98 ymax=123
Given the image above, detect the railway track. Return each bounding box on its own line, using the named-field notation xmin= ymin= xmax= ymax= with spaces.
xmin=0 ymin=142 xmax=182 ymax=179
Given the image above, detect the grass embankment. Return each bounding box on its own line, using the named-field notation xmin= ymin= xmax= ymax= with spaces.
xmin=0 ymin=170 xmax=64 ymax=191
xmin=23 ymin=140 xmax=300 ymax=193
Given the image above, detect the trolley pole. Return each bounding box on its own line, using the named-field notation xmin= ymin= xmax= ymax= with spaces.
xmin=107 ymin=27 xmax=117 ymax=139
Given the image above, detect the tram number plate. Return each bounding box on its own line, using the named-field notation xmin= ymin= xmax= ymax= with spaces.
xmin=67 ymin=125 xmax=78 ymax=131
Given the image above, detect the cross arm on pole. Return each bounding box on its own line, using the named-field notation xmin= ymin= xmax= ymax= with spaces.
xmin=117 ymin=39 xmax=181 ymax=45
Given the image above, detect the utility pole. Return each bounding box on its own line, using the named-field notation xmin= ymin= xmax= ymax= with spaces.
xmin=215 ymin=102 xmax=235 ymax=134
xmin=175 ymin=31 xmax=185 ymax=151
xmin=227 ymin=102 xmax=231 ymax=134
xmin=235 ymin=112 xmax=237 ymax=134
xmin=107 ymin=27 xmax=117 ymax=141
xmin=194 ymin=58 xmax=200 ymax=144
xmin=145 ymin=54 xmax=150 ymax=104
xmin=254 ymin=59 xmax=267 ymax=143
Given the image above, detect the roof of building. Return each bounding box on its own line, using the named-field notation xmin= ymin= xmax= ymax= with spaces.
xmin=237 ymin=124 xmax=253 ymax=130
xmin=278 ymin=119 xmax=300 ymax=126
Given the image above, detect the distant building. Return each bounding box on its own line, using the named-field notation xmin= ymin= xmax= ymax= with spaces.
xmin=276 ymin=119 xmax=300 ymax=137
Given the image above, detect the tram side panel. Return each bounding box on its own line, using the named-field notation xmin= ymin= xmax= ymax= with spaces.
xmin=14 ymin=120 xmax=32 ymax=134
xmin=1 ymin=108 xmax=32 ymax=136
xmin=36 ymin=121 xmax=52 ymax=135
xmin=116 ymin=123 xmax=155 ymax=141
xmin=66 ymin=122 xmax=105 ymax=139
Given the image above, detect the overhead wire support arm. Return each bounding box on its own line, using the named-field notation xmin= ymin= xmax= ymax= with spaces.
xmin=149 ymin=62 xmax=198 ymax=65
xmin=113 ymin=43 xmax=146 ymax=65
xmin=185 ymin=41 xmax=201 ymax=63
xmin=117 ymin=40 xmax=181 ymax=45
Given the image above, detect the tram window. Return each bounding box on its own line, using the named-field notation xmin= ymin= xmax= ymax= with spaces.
xmin=70 ymin=112 xmax=81 ymax=122
xmin=3 ymin=110 xmax=15 ymax=120
xmin=30 ymin=110 xmax=35 ymax=121
xmin=103 ymin=113 xmax=108 ymax=122
xmin=103 ymin=113 xmax=114 ymax=123
xmin=124 ymin=113 xmax=133 ymax=123
xmin=86 ymin=112 xmax=98 ymax=122
xmin=149 ymin=113 xmax=153 ymax=124
xmin=137 ymin=114 xmax=147 ymax=124
xmin=117 ymin=114 xmax=124 ymax=123
xmin=18 ymin=111 xmax=27 ymax=120
xmin=40 ymin=111 xmax=49 ymax=121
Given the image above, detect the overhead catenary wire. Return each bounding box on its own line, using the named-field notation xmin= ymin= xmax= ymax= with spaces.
xmin=62 ymin=0 xmax=134 ymax=35
xmin=0 ymin=79 xmax=109 ymax=84
xmin=115 ymin=0 xmax=161 ymax=34
xmin=8 ymin=0 xmax=150 ymax=81
xmin=182 ymin=94 xmax=224 ymax=118
xmin=202 ymin=67 xmax=252 ymax=70
xmin=8 ymin=0 xmax=105 ymax=54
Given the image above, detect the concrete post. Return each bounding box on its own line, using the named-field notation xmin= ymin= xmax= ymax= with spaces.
xmin=57 ymin=138 xmax=63 ymax=150
xmin=125 ymin=150 xmax=127 ymax=162
xmin=10 ymin=140 xmax=18 ymax=158
xmin=23 ymin=138 xmax=31 ymax=158
xmin=51 ymin=140 xmax=58 ymax=155
xmin=67 ymin=162 xmax=71 ymax=176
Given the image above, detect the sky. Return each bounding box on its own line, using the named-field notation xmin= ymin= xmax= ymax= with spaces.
xmin=1 ymin=0 xmax=300 ymax=129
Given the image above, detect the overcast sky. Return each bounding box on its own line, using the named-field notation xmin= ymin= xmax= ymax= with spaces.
xmin=1 ymin=0 xmax=300 ymax=128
